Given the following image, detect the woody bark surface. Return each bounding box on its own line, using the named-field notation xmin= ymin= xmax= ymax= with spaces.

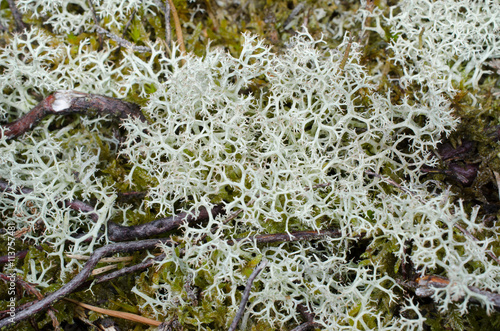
xmin=1 ymin=91 xmax=146 ymax=139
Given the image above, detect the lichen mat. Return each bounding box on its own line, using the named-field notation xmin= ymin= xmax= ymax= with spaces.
xmin=1 ymin=0 xmax=499 ymax=329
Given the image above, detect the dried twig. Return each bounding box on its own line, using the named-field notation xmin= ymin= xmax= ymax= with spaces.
xmin=228 ymin=259 xmax=268 ymax=331
xmin=94 ymin=25 xmax=151 ymax=52
xmin=357 ymin=0 xmax=375 ymax=45
xmin=0 ymin=179 xmax=225 ymax=242
xmin=153 ymin=0 xmax=171 ymax=46
xmin=107 ymin=204 xmax=225 ymax=241
xmin=365 ymin=170 xmax=421 ymax=201
xmin=0 ymin=249 xmax=28 ymax=265
xmin=6 ymin=0 xmax=26 ymax=31
xmin=199 ymin=183 xmax=331 ymax=244
xmin=283 ymin=2 xmax=305 ymax=30
xmin=0 ymin=238 xmax=173 ymax=328
xmin=227 ymin=229 xmax=341 ymax=245
xmin=87 ymin=0 xmax=103 ymax=49
xmin=164 ymin=0 xmax=171 ymax=46
xmin=290 ymin=303 xmax=319 ymax=331
xmin=338 ymin=33 xmax=352 ymax=72
xmin=0 ymin=90 xmax=146 ymax=139
xmin=74 ymin=254 xmax=166 ymax=292
xmin=122 ymin=8 xmax=138 ymax=39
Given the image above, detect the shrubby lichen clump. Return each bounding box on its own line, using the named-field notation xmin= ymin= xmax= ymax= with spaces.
xmin=1 ymin=0 xmax=499 ymax=329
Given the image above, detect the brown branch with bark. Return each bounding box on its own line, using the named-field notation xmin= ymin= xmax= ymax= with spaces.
xmin=0 ymin=90 xmax=146 ymax=140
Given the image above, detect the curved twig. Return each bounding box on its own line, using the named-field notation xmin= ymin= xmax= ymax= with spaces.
xmin=1 ymin=90 xmax=146 ymax=140
xmin=94 ymin=25 xmax=151 ymax=53
xmin=0 ymin=273 xmax=60 ymax=329
xmin=107 ymin=204 xmax=225 ymax=241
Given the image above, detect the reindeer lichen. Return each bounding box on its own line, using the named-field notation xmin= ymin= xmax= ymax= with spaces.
xmin=1 ymin=0 xmax=500 ymax=330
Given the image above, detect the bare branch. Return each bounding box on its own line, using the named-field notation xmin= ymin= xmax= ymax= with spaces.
xmin=283 ymin=2 xmax=305 ymax=30
xmin=153 ymin=0 xmax=171 ymax=46
xmin=291 ymin=321 xmax=317 ymax=331
xmin=122 ymin=8 xmax=138 ymax=39
xmin=164 ymin=0 xmax=171 ymax=46
xmin=87 ymin=0 xmax=103 ymax=49
xmin=94 ymin=25 xmax=151 ymax=52
xmin=228 ymin=259 xmax=268 ymax=331
xmin=290 ymin=303 xmax=319 ymax=331
xmin=1 ymin=91 xmax=146 ymax=140
xmin=0 ymin=179 xmax=225 ymax=242
xmin=6 ymin=0 xmax=26 ymax=32
xmin=107 ymin=204 xmax=225 ymax=241
xmin=75 ymin=254 xmax=166 ymax=292
xmin=227 ymin=229 xmax=341 ymax=246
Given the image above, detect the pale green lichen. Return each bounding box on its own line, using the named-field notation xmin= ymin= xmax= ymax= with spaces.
xmin=1 ymin=0 xmax=499 ymax=330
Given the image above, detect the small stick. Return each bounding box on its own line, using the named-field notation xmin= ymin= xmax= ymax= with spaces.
xmin=0 ymin=179 xmax=225 ymax=242
xmin=6 ymin=0 xmax=26 ymax=31
xmin=283 ymin=2 xmax=305 ymax=30
xmin=227 ymin=229 xmax=341 ymax=245
xmin=414 ymin=274 xmax=500 ymax=309
xmin=107 ymin=204 xmax=225 ymax=242
xmin=0 ymin=90 xmax=146 ymax=140
xmin=154 ymin=0 xmax=171 ymax=46
xmin=66 ymin=254 xmax=134 ymax=263
xmin=228 ymin=259 xmax=268 ymax=331
xmin=94 ymin=25 xmax=151 ymax=53
xmin=87 ymin=0 xmax=103 ymax=50
xmin=290 ymin=303 xmax=319 ymax=331
xmin=122 ymin=8 xmax=137 ymax=39
xmin=357 ymin=0 xmax=375 ymax=45
xmin=73 ymin=254 xmax=166 ymax=292
xmin=164 ymin=0 xmax=171 ymax=46
xmin=338 ymin=33 xmax=352 ymax=72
